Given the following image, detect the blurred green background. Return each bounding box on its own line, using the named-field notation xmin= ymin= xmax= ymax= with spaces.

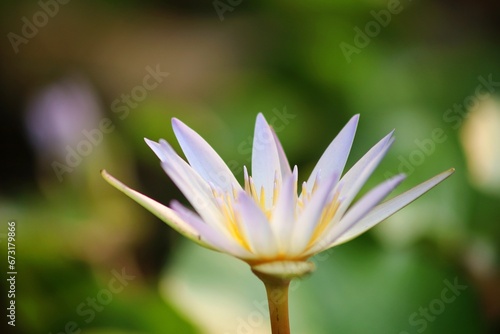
xmin=1 ymin=0 xmax=499 ymax=333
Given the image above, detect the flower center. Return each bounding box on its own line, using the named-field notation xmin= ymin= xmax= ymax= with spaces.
xmin=213 ymin=168 xmax=340 ymax=257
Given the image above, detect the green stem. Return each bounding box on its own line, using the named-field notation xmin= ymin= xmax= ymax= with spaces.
xmin=253 ymin=271 xmax=291 ymax=334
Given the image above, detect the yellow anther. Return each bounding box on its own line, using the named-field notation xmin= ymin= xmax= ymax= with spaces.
xmin=249 ymin=177 xmax=258 ymax=200
xmin=221 ymin=198 xmax=251 ymax=251
xmin=273 ymin=180 xmax=279 ymax=206
xmin=306 ymin=192 xmax=340 ymax=249
xmin=259 ymin=186 xmax=266 ymax=208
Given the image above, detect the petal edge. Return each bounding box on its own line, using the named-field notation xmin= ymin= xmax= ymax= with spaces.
xmin=333 ymin=168 xmax=455 ymax=246
xmin=101 ymin=170 xmax=212 ymax=249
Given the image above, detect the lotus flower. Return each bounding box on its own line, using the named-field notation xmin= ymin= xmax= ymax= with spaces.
xmin=101 ymin=113 xmax=453 ymax=333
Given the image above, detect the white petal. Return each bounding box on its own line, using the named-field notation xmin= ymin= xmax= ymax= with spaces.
xmin=101 ymin=170 xmax=212 ymax=249
xmin=270 ymin=167 xmax=298 ymax=252
xmin=171 ymin=118 xmax=240 ymax=192
xmin=156 ymin=140 xmax=227 ymax=232
xmin=252 ymin=113 xmax=282 ymax=209
xmin=170 ymin=201 xmax=255 ymax=259
xmin=306 ymin=114 xmax=359 ymax=192
xmin=271 ymin=126 xmax=292 ymax=179
xmin=311 ymin=174 xmax=406 ymax=254
xmin=233 ymin=191 xmax=279 ymax=257
xmin=145 ymin=138 xmax=168 ymax=161
xmin=333 ymin=168 xmax=455 ymax=246
xmin=335 ymin=132 xmax=394 ymax=216
xmin=290 ymin=172 xmax=338 ymax=256
xmin=304 ymin=134 xmax=393 ymax=253
xmin=340 ymin=130 xmax=394 ymax=191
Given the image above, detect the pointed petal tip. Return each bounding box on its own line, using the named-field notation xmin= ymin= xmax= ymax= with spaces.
xmin=437 ymin=167 xmax=456 ymax=180
xmin=330 ymin=166 xmax=457 ymax=248
xmin=157 ymin=138 xmax=169 ymax=147
xmin=144 ymin=137 xmax=156 ymax=145
xmin=144 ymin=136 xmax=160 ymax=143
xmin=169 ymin=199 xmax=184 ymax=211
xmin=101 ymin=169 xmax=112 ymax=180
xmin=346 ymin=114 xmax=360 ymax=128
xmin=101 ymin=169 xmax=126 ymax=189
xmin=171 ymin=117 xmax=187 ymax=133
xmin=392 ymin=173 xmax=407 ymax=183
xmin=387 ymin=174 xmax=407 ymax=191
xmin=435 ymin=167 xmax=456 ymax=179
xmin=256 ymin=112 xmax=269 ymax=125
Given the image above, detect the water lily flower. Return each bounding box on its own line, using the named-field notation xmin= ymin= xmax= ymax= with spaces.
xmin=101 ymin=113 xmax=453 ymax=334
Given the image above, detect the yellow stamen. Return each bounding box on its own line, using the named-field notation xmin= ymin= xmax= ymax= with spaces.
xmin=210 ymin=186 xmax=218 ymax=199
xmin=232 ymin=185 xmax=238 ymax=199
xmin=300 ymin=181 xmax=307 ymax=200
xmin=210 ymin=186 xmax=252 ymax=251
xmin=273 ymin=180 xmax=279 ymax=206
xmin=311 ymin=176 xmax=319 ymax=195
xmin=244 ymin=167 xmax=251 ymax=194
xmin=306 ymin=192 xmax=340 ymax=248
xmin=250 ymin=177 xmax=258 ymax=202
xmin=220 ymin=198 xmax=251 ymax=251
xmin=260 ymin=186 xmax=266 ymax=208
